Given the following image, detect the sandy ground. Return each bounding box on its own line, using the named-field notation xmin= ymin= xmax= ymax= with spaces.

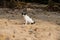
xmin=0 ymin=8 xmax=60 ymax=40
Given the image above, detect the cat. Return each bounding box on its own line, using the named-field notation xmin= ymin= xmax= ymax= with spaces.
xmin=22 ymin=12 xmax=35 ymax=24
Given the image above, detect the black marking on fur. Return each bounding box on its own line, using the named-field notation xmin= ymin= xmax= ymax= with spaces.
xmin=22 ymin=12 xmax=27 ymax=15
xmin=31 ymin=22 xmax=35 ymax=24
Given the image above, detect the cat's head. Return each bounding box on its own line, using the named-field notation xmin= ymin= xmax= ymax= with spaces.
xmin=22 ymin=12 xmax=27 ymax=15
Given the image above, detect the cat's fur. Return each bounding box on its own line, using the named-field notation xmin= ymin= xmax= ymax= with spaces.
xmin=22 ymin=12 xmax=35 ymax=24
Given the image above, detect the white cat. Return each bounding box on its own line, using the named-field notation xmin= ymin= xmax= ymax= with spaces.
xmin=22 ymin=12 xmax=35 ymax=24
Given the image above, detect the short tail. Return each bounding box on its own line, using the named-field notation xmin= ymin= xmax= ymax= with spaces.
xmin=31 ymin=22 xmax=35 ymax=24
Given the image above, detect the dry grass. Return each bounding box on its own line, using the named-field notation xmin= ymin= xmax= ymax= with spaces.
xmin=0 ymin=8 xmax=60 ymax=40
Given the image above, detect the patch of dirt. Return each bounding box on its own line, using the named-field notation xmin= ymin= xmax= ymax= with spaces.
xmin=0 ymin=8 xmax=60 ymax=40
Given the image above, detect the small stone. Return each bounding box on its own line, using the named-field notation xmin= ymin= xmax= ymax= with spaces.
xmin=12 ymin=35 xmax=15 ymax=38
xmin=34 ymin=28 xmax=38 ymax=31
xmin=49 ymin=33 xmax=51 ymax=36
xmin=29 ymin=29 xmax=33 ymax=34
